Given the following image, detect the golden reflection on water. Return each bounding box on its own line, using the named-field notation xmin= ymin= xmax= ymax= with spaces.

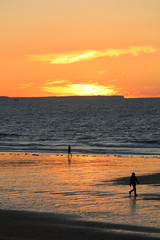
xmin=0 ymin=153 xmax=160 ymax=228
xmin=129 ymin=197 xmax=137 ymax=215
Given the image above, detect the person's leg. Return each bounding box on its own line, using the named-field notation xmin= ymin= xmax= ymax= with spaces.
xmin=129 ymin=188 xmax=134 ymax=195
xmin=134 ymin=187 xmax=138 ymax=196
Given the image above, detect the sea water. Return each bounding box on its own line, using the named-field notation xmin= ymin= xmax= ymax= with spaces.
xmin=0 ymin=97 xmax=160 ymax=156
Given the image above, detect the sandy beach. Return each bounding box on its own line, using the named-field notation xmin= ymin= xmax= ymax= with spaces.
xmin=0 ymin=153 xmax=160 ymax=239
xmin=1 ymin=209 xmax=160 ymax=240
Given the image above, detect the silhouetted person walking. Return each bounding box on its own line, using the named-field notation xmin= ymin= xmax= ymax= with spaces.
xmin=129 ymin=172 xmax=140 ymax=197
xmin=68 ymin=145 xmax=72 ymax=159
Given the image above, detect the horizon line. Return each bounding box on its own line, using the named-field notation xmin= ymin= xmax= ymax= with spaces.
xmin=1 ymin=95 xmax=160 ymax=99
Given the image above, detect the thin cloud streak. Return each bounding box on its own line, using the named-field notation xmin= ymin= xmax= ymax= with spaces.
xmin=44 ymin=80 xmax=66 ymax=85
xmin=28 ymin=46 xmax=158 ymax=64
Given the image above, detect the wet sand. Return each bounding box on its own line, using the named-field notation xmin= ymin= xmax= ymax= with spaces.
xmin=0 ymin=153 xmax=160 ymax=239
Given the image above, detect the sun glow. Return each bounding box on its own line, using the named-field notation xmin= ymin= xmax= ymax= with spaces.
xmin=41 ymin=84 xmax=117 ymax=96
xmin=69 ymin=84 xmax=116 ymax=95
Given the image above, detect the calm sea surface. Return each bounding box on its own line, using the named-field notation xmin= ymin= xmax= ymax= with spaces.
xmin=0 ymin=97 xmax=160 ymax=156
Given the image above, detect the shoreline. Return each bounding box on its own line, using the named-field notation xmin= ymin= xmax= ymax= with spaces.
xmin=1 ymin=152 xmax=160 ymax=184
xmin=1 ymin=151 xmax=160 ymax=158
xmin=0 ymin=209 xmax=160 ymax=240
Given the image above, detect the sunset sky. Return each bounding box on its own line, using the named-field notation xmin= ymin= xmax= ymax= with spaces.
xmin=0 ymin=0 xmax=160 ymax=97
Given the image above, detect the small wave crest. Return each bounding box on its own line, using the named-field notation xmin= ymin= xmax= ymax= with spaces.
xmin=0 ymin=132 xmax=20 ymax=138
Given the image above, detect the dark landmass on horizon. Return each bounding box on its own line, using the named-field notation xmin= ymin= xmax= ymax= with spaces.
xmin=1 ymin=95 xmax=160 ymax=100
xmin=0 ymin=95 xmax=125 ymax=100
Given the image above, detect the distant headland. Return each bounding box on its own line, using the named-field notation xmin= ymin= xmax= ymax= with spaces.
xmin=0 ymin=95 xmax=125 ymax=100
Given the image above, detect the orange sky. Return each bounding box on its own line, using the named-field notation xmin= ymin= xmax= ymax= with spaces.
xmin=0 ymin=0 xmax=160 ymax=97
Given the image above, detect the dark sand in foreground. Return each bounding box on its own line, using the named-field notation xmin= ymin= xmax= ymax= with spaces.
xmin=1 ymin=209 xmax=160 ymax=240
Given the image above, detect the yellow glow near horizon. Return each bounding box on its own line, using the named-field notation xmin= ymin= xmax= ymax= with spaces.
xmin=28 ymin=46 xmax=157 ymax=65
xmin=41 ymin=84 xmax=117 ymax=96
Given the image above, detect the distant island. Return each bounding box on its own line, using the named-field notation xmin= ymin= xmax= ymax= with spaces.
xmin=2 ymin=95 xmax=160 ymax=102
xmin=0 ymin=95 xmax=125 ymax=100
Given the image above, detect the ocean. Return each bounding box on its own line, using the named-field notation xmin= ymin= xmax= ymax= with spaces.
xmin=0 ymin=97 xmax=160 ymax=156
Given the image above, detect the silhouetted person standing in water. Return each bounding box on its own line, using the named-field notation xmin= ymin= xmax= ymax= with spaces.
xmin=129 ymin=172 xmax=140 ymax=197
xmin=68 ymin=145 xmax=72 ymax=159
